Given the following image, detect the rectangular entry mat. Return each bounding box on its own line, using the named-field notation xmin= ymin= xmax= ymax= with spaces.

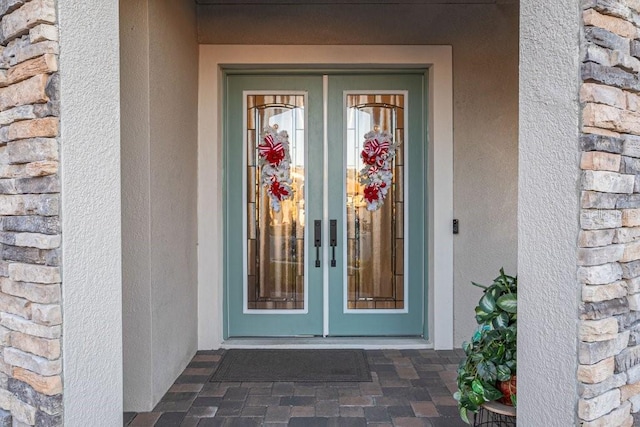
xmin=210 ymin=349 xmax=372 ymax=382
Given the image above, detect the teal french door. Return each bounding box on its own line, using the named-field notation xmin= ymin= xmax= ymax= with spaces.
xmin=224 ymin=72 xmax=426 ymax=337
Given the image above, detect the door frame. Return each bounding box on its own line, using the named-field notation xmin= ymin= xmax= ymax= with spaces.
xmin=198 ymin=45 xmax=454 ymax=349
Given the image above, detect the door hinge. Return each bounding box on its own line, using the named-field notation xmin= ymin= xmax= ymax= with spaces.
xmin=453 ymin=219 xmax=459 ymax=234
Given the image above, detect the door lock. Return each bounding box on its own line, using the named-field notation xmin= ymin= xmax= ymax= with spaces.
xmin=314 ymin=220 xmax=322 ymax=267
xmin=330 ymin=220 xmax=337 ymax=267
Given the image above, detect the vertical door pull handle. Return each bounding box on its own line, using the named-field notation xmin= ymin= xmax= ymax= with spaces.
xmin=314 ymin=220 xmax=322 ymax=267
xmin=330 ymin=220 xmax=337 ymax=267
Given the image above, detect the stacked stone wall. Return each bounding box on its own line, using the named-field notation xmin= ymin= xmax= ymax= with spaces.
xmin=0 ymin=0 xmax=61 ymax=425
xmin=579 ymin=0 xmax=640 ymax=425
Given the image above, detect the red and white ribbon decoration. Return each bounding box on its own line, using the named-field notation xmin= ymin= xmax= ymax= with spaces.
xmin=361 ymin=138 xmax=390 ymax=167
xmin=258 ymin=126 xmax=293 ymax=212
xmin=259 ymin=134 xmax=286 ymax=165
xmin=358 ymin=130 xmax=397 ymax=211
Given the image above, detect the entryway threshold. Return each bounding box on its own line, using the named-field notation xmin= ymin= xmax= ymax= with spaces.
xmin=220 ymin=337 xmax=433 ymax=349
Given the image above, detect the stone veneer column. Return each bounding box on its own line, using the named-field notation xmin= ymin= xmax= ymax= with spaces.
xmin=0 ymin=0 xmax=62 ymax=426
xmin=578 ymin=0 xmax=640 ymax=425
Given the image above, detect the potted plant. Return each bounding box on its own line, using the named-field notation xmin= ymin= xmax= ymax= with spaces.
xmin=454 ymin=268 xmax=517 ymax=424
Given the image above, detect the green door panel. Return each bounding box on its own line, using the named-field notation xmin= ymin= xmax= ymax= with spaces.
xmin=326 ymin=74 xmax=426 ymax=336
xmin=225 ymin=74 xmax=324 ymax=337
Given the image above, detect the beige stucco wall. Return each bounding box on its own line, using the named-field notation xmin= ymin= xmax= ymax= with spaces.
xmin=148 ymin=0 xmax=199 ymax=406
xmin=197 ymin=3 xmax=519 ymax=346
xmin=59 ymin=0 xmax=123 ymax=424
xmin=121 ymin=0 xmax=199 ymax=411
xmin=518 ymin=1 xmax=580 ymax=425
xmin=120 ymin=0 xmax=153 ymax=411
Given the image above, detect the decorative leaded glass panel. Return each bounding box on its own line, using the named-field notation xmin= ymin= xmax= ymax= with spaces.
xmin=246 ymin=94 xmax=306 ymax=310
xmin=345 ymin=94 xmax=405 ymax=310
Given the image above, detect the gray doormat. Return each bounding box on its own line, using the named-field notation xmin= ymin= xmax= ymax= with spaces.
xmin=210 ymin=349 xmax=371 ymax=382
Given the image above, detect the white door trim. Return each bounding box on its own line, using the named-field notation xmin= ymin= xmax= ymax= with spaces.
xmin=198 ymin=45 xmax=454 ymax=349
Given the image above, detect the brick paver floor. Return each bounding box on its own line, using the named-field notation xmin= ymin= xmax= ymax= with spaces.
xmin=124 ymin=349 xmax=468 ymax=427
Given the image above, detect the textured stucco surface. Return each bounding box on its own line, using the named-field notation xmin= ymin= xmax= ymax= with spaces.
xmin=148 ymin=0 xmax=199 ymax=407
xmin=120 ymin=0 xmax=199 ymax=411
xmin=58 ymin=0 xmax=123 ymax=425
xmin=197 ymin=3 xmax=519 ymax=346
xmin=518 ymin=1 xmax=581 ymax=425
xmin=120 ymin=0 xmax=154 ymax=412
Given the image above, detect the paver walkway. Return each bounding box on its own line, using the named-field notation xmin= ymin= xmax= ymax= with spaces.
xmin=124 ymin=349 xmax=468 ymax=427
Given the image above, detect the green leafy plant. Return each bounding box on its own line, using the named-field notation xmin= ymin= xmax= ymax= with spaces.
xmin=454 ymin=268 xmax=517 ymax=424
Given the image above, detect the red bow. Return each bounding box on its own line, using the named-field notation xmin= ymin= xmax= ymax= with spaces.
xmin=361 ymin=138 xmax=389 ymax=166
xmin=363 ymin=185 xmax=380 ymax=203
xmin=269 ymin=181 xmax=290 ymax=201
xmin=259 ymin=134 xmax=285 ymax=165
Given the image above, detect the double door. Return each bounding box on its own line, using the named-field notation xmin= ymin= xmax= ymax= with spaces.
xmin=224 ymin=73 xmax=426 ymax=337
